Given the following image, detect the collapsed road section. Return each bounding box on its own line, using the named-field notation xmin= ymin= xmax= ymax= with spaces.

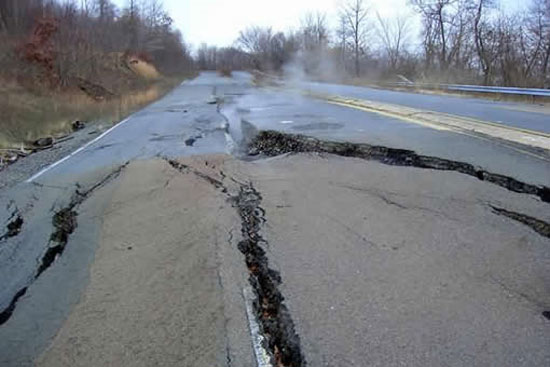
xmin=2 ymin=72 xmax=547 ymax=366
xmin=246 ymin=130 xmax=550 ymax=241
xmin=3 ymin=147 xmax=547 ymax=366
xmin=0 ymin=163 xmax=128 ymax=326
xmin=248 ymin=130 xmax=550 ymax=203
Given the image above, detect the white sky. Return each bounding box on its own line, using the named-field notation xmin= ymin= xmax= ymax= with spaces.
xmin=112 ymin=0 xmax=528 ymax=50
xmin=175 ymin=0 xmax=421 ymax=48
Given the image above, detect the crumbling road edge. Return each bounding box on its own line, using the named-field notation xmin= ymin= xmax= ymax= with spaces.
xmin=0 ymin=163 xmax=128 ymax=326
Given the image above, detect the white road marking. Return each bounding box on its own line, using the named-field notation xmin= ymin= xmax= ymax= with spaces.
xmin=243 ymin=286 xmax=272 ymax=367
xmin=25 ymin=116 xmax=133 ymax=183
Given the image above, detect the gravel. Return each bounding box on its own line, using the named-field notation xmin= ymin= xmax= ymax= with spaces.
xmin=0 ymin=123 xmax=112 ymax=191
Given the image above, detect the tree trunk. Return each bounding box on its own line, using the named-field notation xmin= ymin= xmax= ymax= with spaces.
xmin=354 ymin=9 xmax=360 ymax=77
xmin=437 ymin=4 xmax=447 ymax=70
xmin=542 ymin=43 xmax=550 ymax=87
xmin=0 ymin=9 xmax=8 ymax=33
xmin=474 ymin=1 xmax=490 ymax=84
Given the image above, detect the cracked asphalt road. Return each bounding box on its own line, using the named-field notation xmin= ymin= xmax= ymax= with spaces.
xmin=0 ymin=72 xmax=549 ymax=366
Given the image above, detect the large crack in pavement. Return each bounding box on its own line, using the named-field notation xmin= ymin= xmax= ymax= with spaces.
xmin=0 ymin=163 xmax=128 ymax=326
xmin=248 ymin=130 xmax=550 ymax=204
xmin=232 ymin=184 xmax=305 ymax=367
xmin=164 ymin=157 xmax=305 ymax=367
xmin=0 ymin=209 xmax=23 ymax=242
xmin=163 ymin=124 xmax=550 ymax=365
xmin=490 ymin=206 xmax=550 ymax=239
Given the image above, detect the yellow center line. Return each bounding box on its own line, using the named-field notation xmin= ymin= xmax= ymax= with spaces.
xmin=315 ymin=95 xmax=550 ymax=163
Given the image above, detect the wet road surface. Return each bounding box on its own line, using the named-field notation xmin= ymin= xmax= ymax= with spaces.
xmin=297 ymin=80 xmax=550 ymax=134
xmin=7 ymin=71 xmax=549 ymax=185
xmin=0 ymin=72 xmax=549 ymax=366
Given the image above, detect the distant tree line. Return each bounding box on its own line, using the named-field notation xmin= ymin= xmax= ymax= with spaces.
xmin=196 ymin=44 xmax=251 ymax=71
xmin=0 ymin=0 xmax=194 ymax=88
xmin=409 ymin=0 xmax=550 ymax=87
xmin=199 ymin=0 xmax=549 ymax=88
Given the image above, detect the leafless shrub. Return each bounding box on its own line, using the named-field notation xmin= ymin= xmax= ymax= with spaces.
xmin=218 ymin=67 xmax=233 ymax=77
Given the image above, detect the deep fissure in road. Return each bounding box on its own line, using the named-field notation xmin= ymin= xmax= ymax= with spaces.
xmin=232 ymin=184 xmax=305 ymax=367
xmin=248 ymin=130 xmax=550 ymax=203
xmin=35 ymin=207 xmax=78 ymax=278
xmin=0 ymin=211 xmax=23 ymax=242
xmin=0 ymin=164 xmax=127 ymax=326
xmin=165 ymin=158 xmax=305 ymax=366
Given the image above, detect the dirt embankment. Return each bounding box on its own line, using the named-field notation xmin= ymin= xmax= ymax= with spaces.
xmin=0 ymin=53 xmax=192 ymax=169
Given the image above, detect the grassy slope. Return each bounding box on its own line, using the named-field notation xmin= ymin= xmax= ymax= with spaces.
xmin=0 ymin=69 xmax=195 ymax=149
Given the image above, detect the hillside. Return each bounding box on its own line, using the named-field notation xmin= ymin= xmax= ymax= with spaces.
xmin=0 ymin=0 xmax=195 ymax=161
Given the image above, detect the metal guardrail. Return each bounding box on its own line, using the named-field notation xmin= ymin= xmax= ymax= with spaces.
xmin=387 ymin=82 xmax=550 ymax=97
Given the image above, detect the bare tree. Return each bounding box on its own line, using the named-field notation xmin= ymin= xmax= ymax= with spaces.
xmin=237 ymin=26 xmax=276 ymax=69
xmin=376 ymin=13 xmax=410 ymax=71
xmin=410 ymin=0 xmax=464 ymax=71
xmin=0 ymin=6 xmax=9 ymax=33
xmin=237 ymin=26 xmax=272 ymax=54
xmin=0 ymin=0 xmax=46 ymax=34
xmin=496 ymin=15 xmax=522 ymax=86
xmin=5 ymin=0 xmax=193 ymax=84
xmin=125 ymin=0 xmax=140 ymax=49
xmin=522 ymin=0 xmax=550 ymax=86
xmin=336 ymin=13 xmax=349 ymax=69
xmin=300 ymin=12 xmax=329 ymax=51
xmin=342 ymin=0 xmax=369 ymax=77
xmin=228 ymin=0 xmax=550 ymax=87
xmin=473 ymin=0 xmax=498 ymax=84
xmin=539 ymin=0 xmax=550 ymax=86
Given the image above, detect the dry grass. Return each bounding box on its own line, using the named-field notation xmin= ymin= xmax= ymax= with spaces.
xmin=128 ymin=58 xmax=161 ymax=80
xmin=0 ymin=77 xmax=182 ymax=149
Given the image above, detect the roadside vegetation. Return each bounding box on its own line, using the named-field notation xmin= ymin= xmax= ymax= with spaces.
xmin=198 ymin=0 xmax=550 ymax=89
xmin=218 ymin=67 xmax=233 ymax=78
xmin=0 ymin=0 xmax=194 ymax=150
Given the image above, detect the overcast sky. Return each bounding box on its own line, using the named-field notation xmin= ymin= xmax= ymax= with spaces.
xmin=112 ymin=0 xmax=528 ymax=50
